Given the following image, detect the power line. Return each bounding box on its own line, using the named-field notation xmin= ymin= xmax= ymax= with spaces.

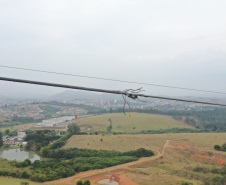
xmin=0 ymin=65 xmax=226 ymax=95
xmin=0 ymin=76 xmax=226 ymax=107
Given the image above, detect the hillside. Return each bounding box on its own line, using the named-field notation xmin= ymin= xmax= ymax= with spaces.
xmin=77 ymin=113 xmax=194 ymax=133
xmin=63 ymin=133 xmax=226 ymax=152
xmin=60 ymin=133 xmax=226 ymax=185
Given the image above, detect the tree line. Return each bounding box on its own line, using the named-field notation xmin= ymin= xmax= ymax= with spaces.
xmin=41 ymin=147 xmax=154 ymax=159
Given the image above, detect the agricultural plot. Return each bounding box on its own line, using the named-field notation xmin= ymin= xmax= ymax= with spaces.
xmin=77 ymin=113 xmax=194 ymax=133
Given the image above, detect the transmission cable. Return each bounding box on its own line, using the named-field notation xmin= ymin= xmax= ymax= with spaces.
xmin=0 ymin=76 xmax=226 ymax=107
xmin=0 ymin=65 xmax=226 ymax=95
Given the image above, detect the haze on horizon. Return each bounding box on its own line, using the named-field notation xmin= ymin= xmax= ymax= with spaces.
xmin=0 ymin=0 xmax=226 ymax=100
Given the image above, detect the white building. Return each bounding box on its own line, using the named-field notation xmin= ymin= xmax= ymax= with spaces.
xmin=18 ymin=132 xmax=26 ymax=139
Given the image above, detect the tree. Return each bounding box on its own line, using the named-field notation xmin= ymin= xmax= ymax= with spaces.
xmin=4 ymin=144 xmax=10 ymax=149
xmin=40 ymin=146 xmax=48 ymax=156
xmin=214 ymin=145 xmax=221 ymax=151
xmin=0 ymin=132 xmax=3 ymax=147
xmin=107 ymin=118 xmax=113 ymax=132
xmin=181 ymin=182 xmax=193 ymax=185
xmin=24 ymin=159 xmax=31 ymax=165
xmin=9 ymin=130 xmax=17 ymax=136
xmin=109 ymin=108 xmax=113 ymax=113
xmin=21 ymin=171 xmax=30 ymax=178
xmin=20 ymin=182 xmax=29 ymax=185
xmin=107 ymin=124 xmax=112 ymax=132
xmin=76 ymin=180 xmax=90 ymax=185
xmin=221 ymin=143 xmax=226 ymax=151
xmin=84 ymin=180 xmax=91 ymax=185
xmin=68 ymin=123 xmax=80 ymax=134
xmin=5 ymin=129 xmax=10 ymax=135
xmin=76 ymin=180 xmax=83 ymax=185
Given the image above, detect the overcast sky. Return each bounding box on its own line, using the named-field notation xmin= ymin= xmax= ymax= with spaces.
xmin=0 ymin=0 xmax=226 ymax=99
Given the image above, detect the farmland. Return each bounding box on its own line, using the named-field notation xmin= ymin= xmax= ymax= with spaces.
xmin=77 ymin=113 xmax=194 ymax=133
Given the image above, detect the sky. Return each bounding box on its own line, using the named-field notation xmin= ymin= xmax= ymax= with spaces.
xmin=0 ymin=0 xmax=226 ymax=99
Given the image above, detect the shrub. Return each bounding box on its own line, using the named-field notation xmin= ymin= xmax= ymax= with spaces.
xmin=84 ymin=180 xmax=91 ymax=185
xmin=214 ymin=145 xmax=221 ymax=151
xmin=181 ymin=182 xmax=193 ymax=185
xmin=20 ymin=182 xmax=29 ymax=185
xmin=193 ymin=166 xmax=209 ymax=173
xmin=76 ymin=180 xmax=83 ymax=185
xmin=4 ymin=144 xmax=10 ymax=149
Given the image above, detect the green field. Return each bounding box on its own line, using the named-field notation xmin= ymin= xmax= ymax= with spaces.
xmin=0 ymin=115 xmax=6 ymax=122
xmin=0 ymin=123 xmax=32 ymax=133
xmin=0 ymin=115 xmax=8 ymax=126
xmin=77 ymin=113 xmax=194 ymax=133
xmin=0 ymin=115 xmax=11 ymax=132
xmin=0 ymin=177 xmax=40 ymax=185
xmin=0 ymin=115 xmax=28 ymax=133
xmin=0 ymin=177 xmax=66 ymax=185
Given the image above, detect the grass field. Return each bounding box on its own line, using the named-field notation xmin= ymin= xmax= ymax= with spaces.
xmin=0 ymin=177 xmax=40 ymax=185
xmin=0 ymin=123 xmax=32 ymax=132
xmin=0 ymin=177 xmax=69 ymax=185
xmin=0 ymin=114 xmax=32 ymax=132
xmin=0 ymin=115 xmax=9 ymax=131
xmin=77 ymin=113 xmax=194 ymax=133
xmin=63 ymin=133 xmax=226 ymax=152
xmin=0 ymin=115 xmax=7 ymax=122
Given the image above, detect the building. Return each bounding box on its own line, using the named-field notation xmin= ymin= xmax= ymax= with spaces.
xmin=18 ymin=132 xmax=26 ymax=139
